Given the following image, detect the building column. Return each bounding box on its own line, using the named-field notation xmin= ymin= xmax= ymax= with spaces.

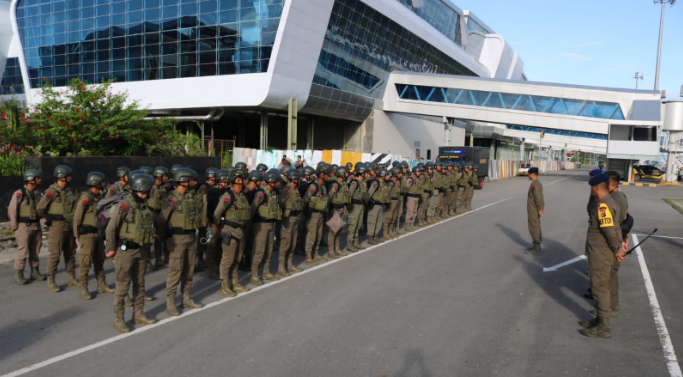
xmin=469 ymin=134 xmax=474 ymax=147
xmin=287 ymin=99 xmax=298 ymax=151
xmin=259 ymin=111 xmax=268 ymax=150
xmin=306 ymin=116 xmax=314 ymax=150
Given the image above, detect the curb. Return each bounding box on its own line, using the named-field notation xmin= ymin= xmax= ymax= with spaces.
xmin=622 ymin=182 xmax=657 ymax=188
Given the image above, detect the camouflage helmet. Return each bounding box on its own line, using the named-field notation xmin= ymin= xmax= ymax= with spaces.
xmin=130 ymin=174 xmax=154 ymax=192
xmin=256 ymin=163 xmax=268 ymax=172
xmin=229 ymin=169 xmax=247 ymax=183
xmin=336 ymin=166 xmax=347 ymax=178
xmin=153 ymin=166 xmax=168 ymax=178
xmin=264 ymin=170 xmax=281 ymax=184
xmin=23 ymin=169 xmax=41 ymax=182
xmin=234 ymin=162 xmax=248 ymax=172
xmin=86 ymin=171 xmax=106 ymax=187
xmin=286 ymin=169 xmax=302 ymax=181
xmin=173 ymin=168 xmax=192 ymax=183
xmin=217 ymin=169 xmax=230 ymax=181
xmin=139 ymin=166 xmax=153 ymax=175
xmin=53 ymin=165 xmax=73 ymax=178
xmin=390 ymin=167 xmax=400 ymax=176
xmin=248 ymin=170 xmax=264 ymax=183
xmin=279 ymin=165 xmax=293 ymax=174
xmin=115 ymin=166 xmax=130 ymax=178
xmin=302 ymin=166 xmax=315 ymax=176
xmin=378 ymin=169 xmax=389 ymax=178
xmin=205 ymin=167 xmax=219 ymax=179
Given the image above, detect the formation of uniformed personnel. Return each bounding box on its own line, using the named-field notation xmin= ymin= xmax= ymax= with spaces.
xmin=303 ymin=165 xmax=331 ymax=264
xmin=9 ymin=169 xmax=45 ymax=285
xmin=73 ymin=172 xmax=114 ymax=299
xmin=155 ymin=168 xmax=203 ymax=316
xmin=580 ymin=173 xmax=626 ymax=339
xmin=106 ymin=173 xmax=157 ymax=333
xmin=366 ymin=169 xmax=390 ymax=244
xmin=278 ymin=169 xmax=306 ymax=274
xmin=346 ymin=163 xmax=368 ymax=252
xmin=36 ymin=165 xmax=79 ymax=292
xmin=525 ymin=167 xmax=544 ymax=255
xmin=383 ymin=167 xmax=402 ymax=240
xmin=248 ymin=170 xmax=283 ymax=285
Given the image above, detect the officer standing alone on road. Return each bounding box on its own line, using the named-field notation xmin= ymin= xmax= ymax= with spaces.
xmin=525 ymin=167 xmax=544 ymax=255
xmin=9 ymin=169 xmax=45 ymax=285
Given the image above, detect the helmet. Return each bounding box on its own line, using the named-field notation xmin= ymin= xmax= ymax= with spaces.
xmin=316 ymin=165 xmax=330 ymax=176
xmin=435 ymin=162 xmax=443 ymax=168
xmin=53 ymin=165 xmax=73 ymax=178
xmin=416 ymin=162 xmax=424 ymax=168
xmin=130 ymin=174 xmax=154 ymax=192
xmin=355 ymin=164 xmax=367 ymax=175
xmin=188 ymin=169 xmax=198 ymax=180
xmin=418 ymin=166 xmax=425 ymax=172
xmin=287 ymin=169 xmax=302 ymax=181
xmin=336 ymin=167 xmax=347 ymax=177
xmin=173 ymin=168 xmax=192 ymax=183
xmin=279 ymin=165 xmax=292 ymax=174
xmin=303 ymin=166 xmax=315 ymax=176
xmin=229 ymin=169 xmax=247 ymax=183
xmin=412 ymin=166 xmax=420 ymax=173
xmin=23 ymin=169 xmax=41 ymax=182
xmin=256 ymin=163 xmax=268 ymax=172
xmin=139 ymin=166 xmax=153 ymax=175
xmin=248 ymin=170 xmax=264 ymax=183
xmin=391 ymin=161 xmax=400 ymax=168
xmin=234 ymin=162 xmax=248 ymax=171
xmin=378 ymin=169 xmax=389 ymax=178
xmin=205 ymin=167 xmax=218 ymax=179
xmin=153 ymin=166 xmax=168 ymax=178
xmin=401 ymin=161 xmax=409 ymax=169
xmin=473 ymin=164 xmax=479 ymax=169
xmin=86 ymin=171 xmax=106 ymax=187
xmin=425 ymin=163 xmax=434 ymax=170
xmin=264 ymin=170 xmax=281 ymax=183
xmin=217 ymin=169 xmax=230 ymax=181
xmin=330 ymin=164 xmax=339 ymax=172
xmin=345 ymin=162 xmax=353 ymax=169
xmin=225 ymin=166 xmax=235 ymax=174
xmin=115 ymin=166 xmax=130 ymax=178
xmin=170 ymin=164 xmax=184 ymax=175
xmin=128 ymin=170 xmax=144 ymax=180
xmin=390 ymin=167 xmax=400 ymax=175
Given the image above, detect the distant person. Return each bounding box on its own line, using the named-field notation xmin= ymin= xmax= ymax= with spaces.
xmin=295 ymin=155 xmax=305 ymax=170
xmin=525 ymin=167 xmax=544 ymax=255
xmin=277 ymin=156 xmax=292 ymax=170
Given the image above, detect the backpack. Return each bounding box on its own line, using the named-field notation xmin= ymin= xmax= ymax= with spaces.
xmin=96 ymin=194 xmax=130 ymax=239
xmin=621 ymin=213 xmax=634 ymax=237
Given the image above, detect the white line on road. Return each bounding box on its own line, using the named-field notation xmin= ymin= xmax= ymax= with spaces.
xmin=1 ymin=197 xmax=513 ymax=377
xmin=634 ymin=234 xmax=683 ymax=241
xmin=542 ymin=255 xmax=587 ymax=272
xmin=545 ymin=177 xmax=569 ymax=186
xmin=633 ymin=234 xmax=683 ymax=377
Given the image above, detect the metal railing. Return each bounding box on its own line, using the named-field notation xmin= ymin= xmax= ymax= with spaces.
xmin=203 ymin=138 xmax=235 ymax=156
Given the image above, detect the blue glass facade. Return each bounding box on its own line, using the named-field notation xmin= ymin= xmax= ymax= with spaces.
xmin=394 ymin=0 xmax=463 ymax=47
xmin=506 ymin=125 xmax=608 ymax=140
xmin=313 ymin=0 xmax=476 ymax=101
xmin=14 ymin=0 xmax=284 ymax=88
xmin=395 ymin=84 xmax=626 ymax=120
xmin=1 ymin=58 xmax=25 ymax=95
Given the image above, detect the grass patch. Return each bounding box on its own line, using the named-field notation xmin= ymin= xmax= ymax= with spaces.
xmin=663 ymin=198 xmax=683 ymax=215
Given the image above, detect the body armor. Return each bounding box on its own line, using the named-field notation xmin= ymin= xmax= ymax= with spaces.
xmin=118 ymin=196 xmax=155 ymax=246
xmin=329 ymin=179 xmax=351 ymax=205
xmin=257 ymin=190 xmax=283 ymax=220
xmin=81 ymin=191 xmax=100 ymax=228
xmin=169 ymin=190 xmax=202 ymax=230
xmin=370 ymin=181 xmax=391 ymax=204
xmin=18 ymin=187 xmax=39 ymax=220
xmin=147 ymin=184 xmax=166 ymax=212
xmin=222 ymin=192 xmax=251 ymax=222
xmin=308 ymin=184 xmax=329 ymax=211
xmin=46 ymin=184 xmax=78 ymax=228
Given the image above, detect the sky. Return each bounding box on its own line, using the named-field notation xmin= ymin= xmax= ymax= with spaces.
xmin=454 ymin=0 xmax=683 ymax=98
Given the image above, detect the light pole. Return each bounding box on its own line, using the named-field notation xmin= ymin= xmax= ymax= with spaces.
xmin=633 ymin=72 xmax=644 ymax=89
xmin=653 ymin=0 xmax=676 ymax=91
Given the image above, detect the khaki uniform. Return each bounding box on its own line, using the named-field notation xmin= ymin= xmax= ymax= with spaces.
xmin=397 ymin=173 xmax=409 ymax=231
xmin=280 ymin=185 xmax=304 ymax=267
xmin=249 ymin=188 xmax=282 ymax=279
xmin=463 ymin=171 xmax=475 ymax=211
xmin=194 ymin=183 xmax=211 ymax=270
xmin=73 ymin=190 xmax=106 ymax=288
xmin=106 ymin=181 xmax=130 ymax=199
xmin=455 ymin=171 xmax=466 ymax=214
xmin=366 ymin=179 xmax=388 ymax=238
xmin=586 ymin=195 xmax=622 ymax=318
xmin=346 ymin=179 xmax=367 ymax=248
xmin=9 ymin=187 xmax=43 ymax=271
xmin=426 ymin=172 xmax=439 ymax=223
xmin=303 ymin=182 xmax=329 ymax=261
xmin=36 ymin=184 xmax=78 ymax=282
xmin=147 ymin=183 xmax=167 ymax=266
xmin=106 ymin=195 xmax=155 ymax=314
xmin=327 ymin=178 xmax=349 ymax=255
xmin=213 ymin=189 xmax=250 ymax=283
xmin=404 ymin=176 xmax=420 ymax=228
xmin=417 ymin=176 xmax=429 ymax=225
xmin=155 ymin=190 xmax=201 ymax=306
xmin=609 ymin=190 xmax=629 ymax=312
xmin=384 ymin=178 xmax=401 ymax=238
xmin=527 ymin=179 xmax=544 ymax=245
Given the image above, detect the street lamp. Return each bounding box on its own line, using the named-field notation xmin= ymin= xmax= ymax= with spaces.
xmin=653 ymin=0 xmax=676 ymax=91
xmin=633 ymin=72 xmax=644 ymax=89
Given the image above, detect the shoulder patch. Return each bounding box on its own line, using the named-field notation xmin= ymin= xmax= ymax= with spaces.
xmin=167 ymin=199 xmax=176 ymax=205
xmin=258 ymin=192 xmax=265 ymax=198
xmin=310 ymin=187 xmax=317 ymax=193
xmin=46 ymin=192 xmax=55 ymax=197
xmin=109 ymin=186 xmax=116 ymax=191
xmin=120 ymin=203 xmax=129 ymax=211
xmin=531 ymin=184 xmax=536 ymax=189
xmin=82 ymin=200 xmax=89 ymax=204
xmin=223 ymin=197 xmax=231 ymax=203
xmin=598 ymin=203 xmax=614 ymax=228
xmin=16 ymin=192 xmax=22 ymax=197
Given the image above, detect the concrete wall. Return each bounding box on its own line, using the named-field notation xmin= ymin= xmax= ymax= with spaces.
xmin=371 ymin=110 xmax=466 ymax=160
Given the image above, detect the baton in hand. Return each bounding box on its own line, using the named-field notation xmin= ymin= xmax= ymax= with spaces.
xmin=625 ymin=228 xmax=658 ymax=256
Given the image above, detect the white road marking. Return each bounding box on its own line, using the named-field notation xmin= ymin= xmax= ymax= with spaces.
xmin=634 ymin=234 xmax=683 ymax=241
xmin=545 ymin=177 xmax=569 ymax=186
xmin=633 ymin=234 xmax=683 ymax=377
xmin=1 ymin=197 xmax=512 ymax=377
xmin=542 ymin=255 xmax=587 ymax=272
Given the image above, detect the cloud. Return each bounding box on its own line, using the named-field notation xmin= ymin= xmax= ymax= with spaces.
xmin=599 ymin=64 xmax=637 ymax=73
xmin=562 ymin=53 xmax=591 ymax=62
xmin=538 ymin=58 xmax=557 ymax=64
xmin=576 ymin=40 xmax=602 ymax=48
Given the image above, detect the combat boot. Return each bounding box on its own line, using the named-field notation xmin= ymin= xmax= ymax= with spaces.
xmin=208 ymin=266 xmax=221 ymax=280
xmin=97 ymin=276 xmax=115 ymax=294
xmin=591 ymin=308 xmax=619 ymax=318
xmin=376 ymin=236 xmax=385 ymax=244
xmin=232 ymin=276 xmax=249 ymax=292
xmin=580 ymin=317 xmax=611 ymax=338
xmin=250 ymin=276 xmax=264 ymax=286
xmin=287 ymin=263 xmax=303 ymax=274
xmin=114 ymin=312 xmax=131 ymax=334
xmin=277 ymin=261 xmax=291 ymax=277
xmin=144 ymin=294 xmax=156 ymax=302
xmin=335 ymin=242 xmax=347 ymax=257
xmin=182 ymin=291 xmax=203 ymax=309
xmin=14 ymin=269 xmax=28 ymax=285
xmin=327 ymin=250 xmax=339 ymax=260
xmin=79 ymin=281 xmax=92 ymax=300
xmin=354 ymin=241 xmax=366 ymax=250
xmin=220 ymin=279 xmax=236 ymax=297
xmin=346 ymin=244 xmax=359 ymax=253
xmin=382 ymin=233 xmax=392 ymax=242
xmin=47 ymin=275 xmax=61 ymax=293
xmin=263 ymin=273 xmax=280 ymax=281
xmin=580 ymin=317 xmax=599 ymax=328
xmin=367 ymin=237 xmax=379 ymax=245
xmin=31 ymin=266 xmax=46 ymax=281
xmin=67 ymin=273 xmax=79 ymax=287
xmin=313 ymin=250 xmax=327 ymax=262
xmin=524 ymin=244 xmax=542 ymax=255
xmin=166 ymin=298 xmax=180 ymax=317
xmin=133 ymin=309 xmax=157 ymax=325
xmin=405 ymin=225 xmax=414 ymax=233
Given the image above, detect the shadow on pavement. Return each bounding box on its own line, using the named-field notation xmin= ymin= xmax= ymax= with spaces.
xmin=394 ymin=348 xmax=431 ymax=377
xmin=496 ymin=223 xmax=530 ymax=248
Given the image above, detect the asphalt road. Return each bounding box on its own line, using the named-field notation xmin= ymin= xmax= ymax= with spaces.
xmin=1 ymin=168 xmax=681 ymax=377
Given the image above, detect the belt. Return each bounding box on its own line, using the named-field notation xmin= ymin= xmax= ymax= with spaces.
xmin=18 ymin=217 xmax=39 ymax=224
xmin=221 ymin=219 xmax=243 ymax=228
xmin=254 ymin=218 xmax=276 ymax=223
xmin=170 ymin=228 xmax=195 ymax=235
xmin=78 ymin=225 xmax=98 ymax=235
xmin=351 ymin=199 xmax=364 ymax=205
xmin=438 ymin=189 xmax=445 ymax=193
xmin=407 ymin=193 xmax=421 ymax=198
xmin=332 ymin=204 xmax=346 ymax=210
xmin=49 ymin=215 xmax=65 ymax=221
xmin=288 ymin=210 xmax=301 ymax=217
xmin=118 ymin=239 xmax=141 ymax=249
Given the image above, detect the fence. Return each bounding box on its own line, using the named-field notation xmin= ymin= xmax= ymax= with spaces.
xmin=232 ymin=148 xmax=408 ymax=169
xmin=488 ymin=160 xmax=577 ymax=180
xmin=203 ymin=138 xmax=235 ymax=157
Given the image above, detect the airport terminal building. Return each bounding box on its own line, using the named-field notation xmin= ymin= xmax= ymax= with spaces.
xmin=0 ymin=0 xmax=662 ymax=165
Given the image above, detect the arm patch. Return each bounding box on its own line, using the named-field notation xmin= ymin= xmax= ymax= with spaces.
xmin=598 ymin=203 xmax=614 ymax=228
xmin=167 ymin=199 xmax=176 ymax=205
xmin=46 ymin=192 xmax=55 ymax=197
xmin=120 ymin=203 xmax=129 ymax=211
xmin=16 ymin=192 xmax=23 ymax=197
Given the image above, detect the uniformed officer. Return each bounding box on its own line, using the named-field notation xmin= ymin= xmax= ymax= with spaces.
xmin=384 ymin=167 xmax=402 ymax=240
xmin=278 ymin=169 xmax=306 ymax=275
xmin=9 ymin=169 xmax=45 ymax=285
xmin=580 ymin=173 xmax=624 ymax=338
xmin=469 ymin=164 xmax=480 ymax=209
xmin=37 ymin=165 xmax=78 ymax=293
xmin=450 ymin=163 xmax=463 ymax=215
xmin=194 ymin=167 xmax=217 ymax=273
xmin=106 ymin=173 xmax=157 ymax=333
xmin=149 ymin=166 xmax=169 ymax=269
xmin=256 ymin=163 xmax=268 ymax=174
xmin=416 ymin=164 xmax=430 ymax=227
xmin=346 ymin=163 xmax=369 ymax=252
xmin=455 ymin=163 xmax=467 ymax=214
xmin=604 ymin=171 xmax=629 ymax=317
xmin=366 ymin=169 xmax=390 ymax=244
xmin=404 ymin=166 xmax=422 ymax=232
xmin=73 ymin=172 xmax=114 ymax=299
xmin=432 ymin=162 xmax=445 ymax=222
xmin=525 ymin=167 xmax=544 ymax=255
xmin=303 ymin=165 xmax=331 ymax=264
xmin=213 ymin=169 xmax=251 ymax=297
xmin=326 ymin=166 xmax=350 ymax=258
xmin=156 ymin=168 xmax=203 ymax=316
xmin=249 ymin=170 xmax=283 ymax=285
xmin=295 ymin=166 xmax=316 ymax=255
xmin=397 ymin=161 xmax=410 ymax=234
xmin=204 ymin=168 xmax=225 ymax=280
xmin=234 ymin=162 xmax=248 ymax=173
xmin=444 ymin=162 xmax=455 ymax=217
xmin=463 ymin=163 xmax=475 ymax=211
xmin=106 ymin=166 xmax=131 ymax=198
